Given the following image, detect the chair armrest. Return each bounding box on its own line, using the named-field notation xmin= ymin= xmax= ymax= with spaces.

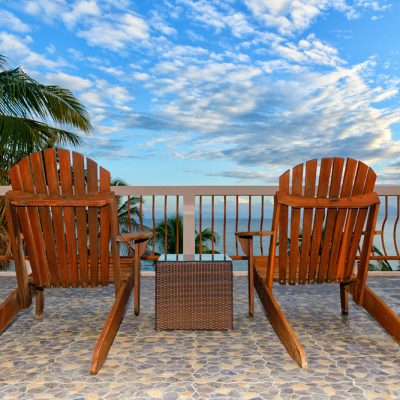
xmin=116 ymin=231 xmax=152 ymax=243
xmin=5 ymin=190 xmax=114 ymax=207
xmin=235 ymin=230 xmax=274 ymax=238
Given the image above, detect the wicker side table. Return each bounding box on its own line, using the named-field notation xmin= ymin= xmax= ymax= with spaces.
xmin=155 ymin=254 xmax=233 ymax=330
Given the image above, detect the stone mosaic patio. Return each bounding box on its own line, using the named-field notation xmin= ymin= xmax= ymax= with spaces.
xmin=0 ymin=275 xmax=399 ymax=400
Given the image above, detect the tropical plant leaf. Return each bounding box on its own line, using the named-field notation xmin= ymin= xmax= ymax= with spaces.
xmin=0 ymin=55 xmax=6 ymax=70
xmin=0 ymin=67 xmax=91 ymax=132
xmin=0 ymin=115 xmax=83 ymax=172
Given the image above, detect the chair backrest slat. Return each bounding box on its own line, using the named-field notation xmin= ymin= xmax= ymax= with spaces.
xmin=72 ymin=151 xmax=89 ymax=286
xmin=99 ymin=167 xmax=111 ymax=285
xmin=277 ymin=157 xmax=377 ymax=285
xmin=298 ymin=159 xmax=317 ymax=283
xmin=278 ymin=170 xmax=290 ymax=284
xmin=344 ymin=162 xmax=370 ymax=280
xmin=9 ymin=161 xmax=46 ymax=286
xmin=288 ymin=163 xmax=303 ymax=284
xmin=87 ymin=157 xmax=99 ymax=286
xmin=20 ymin=157 xmax=53 ymax=287
xmin=317 ymin=158 xmax=344 ymax=282
xmin=29 ymin=152 xmax=60 ymax=287
xmin=308 ymin=158 xmax=332 ymax=283
xmin=44 ymin=149 xmax=69 ymax=286
xmin=326 ymin=159 xmax=357 ymax=282
xmin=59 ymin=149 xmax=79 ymax=287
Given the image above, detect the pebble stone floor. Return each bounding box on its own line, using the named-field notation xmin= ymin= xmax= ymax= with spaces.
xmin=0 ymin=275 xmax=399 ymax=400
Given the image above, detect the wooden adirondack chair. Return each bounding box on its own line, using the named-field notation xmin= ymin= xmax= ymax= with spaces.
xmin=0 ymin=148 xmax=151 ymax=374
xmin=237 ymin=158 xmax=400 ymax=368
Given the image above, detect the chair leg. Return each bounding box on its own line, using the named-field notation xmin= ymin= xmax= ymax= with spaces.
xmin=254 ymin=272 xmax=307 ymax=368
xmin=0 ymin=289 xmax=23 ymax=333
xmin=35 ymin=288 xmax=44 ymax=319
xmin=134 ymin=247 xmax=140 ymax=316
xmin=346 ymin=283 xmax=400 ymax=342
xmin=90 ymin=274 xmax=134 ymax=374
xmin=133 ymin=239 xmax=149 ymax=316
xmin=248 ymin=252 xmax=254 ymax=318
xmin=340 ymin=283 xmax=348 ymax=315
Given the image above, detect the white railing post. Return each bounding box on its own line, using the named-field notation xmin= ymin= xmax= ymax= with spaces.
xmin=183 ymin=193 xmax=196 ymax=255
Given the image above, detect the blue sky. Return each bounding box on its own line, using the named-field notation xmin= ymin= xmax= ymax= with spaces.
xmin=1 ymin=0 xmax=400 ymax=185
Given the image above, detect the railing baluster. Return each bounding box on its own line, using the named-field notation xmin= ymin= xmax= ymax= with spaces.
xmin=394 ymin=195 xmax=399 ymax=256
xmin=260 ymin=195 xmax=264 ymax=256
xmin=152 ymin=195 xmax=156 ymax=256
xmin=248 ymin=195 xmax=251 ymax=232
xmin=211 ymin=195 xmax=215 ymax=255
xmin=223 ymin=195 xmax=227 ymax=255
xmin=199 ymin=195 xmax=202 ymax=255
xmin=127 ymin=195 xmax=132 ymax=233
xmin=164 ymin=195 xmax=167 ymax=255
xmin=176 ymin=195 xmax=179 ymax=255
xmin=139 ymin=195 xmax=143 ymax=230
xmin=183 ymin=193 xmax=195 ymax=254
xmin=235 ymin=195 xmax=239 ymax=256
xmin=381 ymin=195 xmax=388 ymax=256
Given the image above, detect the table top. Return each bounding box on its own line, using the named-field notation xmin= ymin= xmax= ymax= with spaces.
xmin=156 ymin=254 xmax=232 ymax=262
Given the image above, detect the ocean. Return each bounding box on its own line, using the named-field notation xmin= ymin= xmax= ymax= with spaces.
xmin=141 ymin=218 xmax=400 ymax=271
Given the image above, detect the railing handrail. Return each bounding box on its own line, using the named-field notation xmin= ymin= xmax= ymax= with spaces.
xmin=1 ymin=185 xmax=400 ymax=196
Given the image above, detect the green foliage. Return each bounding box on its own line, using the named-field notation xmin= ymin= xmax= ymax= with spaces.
xmin=111 ymin=178 xmax=145 ymax=256
xmin=368 ymin=245 xmax=393 ymax=271
xmin=0 ymin=56 xmax=91 ymax=176
xmin=112 ymin=178 xmax=143 ymax=231
xmin=153 ymin=215 xmax=220 ymax=254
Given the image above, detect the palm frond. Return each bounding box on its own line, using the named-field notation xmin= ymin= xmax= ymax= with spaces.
xmin=0 ymin=115 xmax=82 ymax=169
xmin=0 ymin=55 xmax=7 ymax=70
xmin=0 ymin=67 xmax=92 ymax=132
xmin=369 ymin=245 xmax=393 ymax=271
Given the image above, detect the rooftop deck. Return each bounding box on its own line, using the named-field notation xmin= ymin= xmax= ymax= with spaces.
xmin=0 ymin=275 xmax=399 ymax=400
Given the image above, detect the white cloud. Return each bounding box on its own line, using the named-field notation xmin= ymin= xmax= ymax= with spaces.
xmin=96 ymin=66 xmax=125 ymax=77
xmin=77 ymin=13 xmax=149 ymax=50
xmin=0 ymin=11 xmax=30 ymax=32
xmin=244 ymin=0 xmax=391 ymax=35
xmin=133 ymin=72 xmax=150 ymax=81
xmin=245 ymin=0 xmax=325 ymax=35
xmin=62 ymin=0 xmax=101 ymax=28
xmin=80 ymin=90 xmax=106 ymax=106
xmin=68 ymin=48 xmax=85 ymax=61
xmin=272 ymin=34 xmax=345 ymax=67
xmin=0 ymin=32 xmax=63 ymax=68
xmin=151 ymin=11 xmax=177 ymax=36
xmin=23 ymin=0 xmax=68 ymax=22
xmin=46 ymin=44 xmax=56 ymax=54
xmin=41 ymin=71 xmax=92 ymax=91
xmin=179 ymin=0 xmax=254 ymax=38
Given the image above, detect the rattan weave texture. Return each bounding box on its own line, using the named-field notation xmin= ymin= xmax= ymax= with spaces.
xmin=155 ymin=259 xmax=233 ymax=330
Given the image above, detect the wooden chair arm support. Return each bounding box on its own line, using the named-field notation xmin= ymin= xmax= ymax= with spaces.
xmin=5 ymin=191 xmax=115 ymax=207
xmin=116 ymin=231 xmax=152 ymax=243
xmin=235 ymin=230 xmax=274 ymax=238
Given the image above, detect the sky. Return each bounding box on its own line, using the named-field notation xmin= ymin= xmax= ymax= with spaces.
xmin=1 ymin=0 xmax=400 ymax=185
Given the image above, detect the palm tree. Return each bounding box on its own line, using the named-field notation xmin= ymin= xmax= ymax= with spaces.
xmin=112 ymin=178 xmax=146 ymax=256
xmin=112 ymin=178 xmax=142 ymax=231
xmin=153 ymin=215 xmax=219 ymax=254
xmin=0 ymin=55 xmax=91 ymax=177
